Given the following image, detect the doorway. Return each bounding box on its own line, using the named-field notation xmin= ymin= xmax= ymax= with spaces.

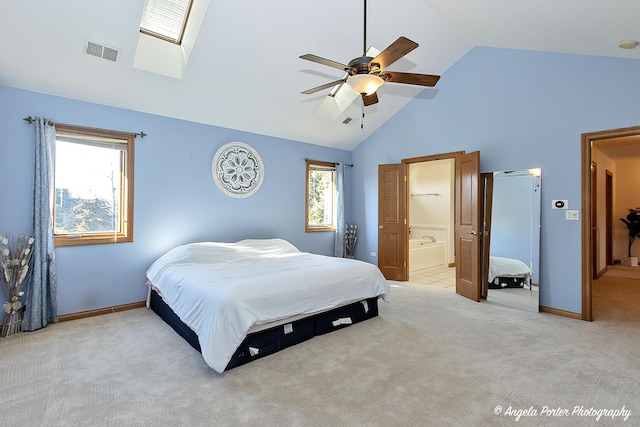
xmin=403 ymin=152 xmax=463 ymax=285
xmin=581 ymin=125 xmax=640 ymax=321
xmin=377 ymin=151 xmax=483 ymax=302
xmin=407 ymin=159 xmax=455 ymax=276
xmin=405 ymin=156 xmax=457 ymax=290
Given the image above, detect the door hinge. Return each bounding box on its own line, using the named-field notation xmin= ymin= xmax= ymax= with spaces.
xmin=404 ymin=175 xmax=407 ymax=182
xmin=404 ymin=262 xmax=407 ymax=268
xmin=404 ymin=218 xmax=407 ymax=225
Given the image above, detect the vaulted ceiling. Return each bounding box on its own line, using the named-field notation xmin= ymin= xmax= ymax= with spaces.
xmin=2 ymin=0 xmax=639 ymax=150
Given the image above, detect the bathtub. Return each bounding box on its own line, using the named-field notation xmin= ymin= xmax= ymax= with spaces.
xmin=409 ymin=239 xmax=447 ymax=271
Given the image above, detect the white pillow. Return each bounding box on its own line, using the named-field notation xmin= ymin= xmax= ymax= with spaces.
xmin=235 ymin=238 xmax=300 ymax=255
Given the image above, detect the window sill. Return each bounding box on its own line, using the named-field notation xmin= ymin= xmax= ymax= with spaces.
xmin=305 ymin=226 xmax=336 ymax=233
xmin=54 ymin=234 xmax=132 ymax=247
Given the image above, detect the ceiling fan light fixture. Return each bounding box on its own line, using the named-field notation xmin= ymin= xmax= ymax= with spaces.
xmin=347 ymin=74 xmax=384 ymax=95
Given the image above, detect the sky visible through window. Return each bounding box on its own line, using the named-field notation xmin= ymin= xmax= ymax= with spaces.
xmin=55 ymin=140 xmax=121 ymax=202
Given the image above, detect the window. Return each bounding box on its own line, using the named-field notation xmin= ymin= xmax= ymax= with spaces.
xmin=140 ymin=0 xmax=194 ymax=44
xmin=306 ymin=160 xmax=337 ymax=232
xmin=54 ymin=124 xmax=135 ymax=247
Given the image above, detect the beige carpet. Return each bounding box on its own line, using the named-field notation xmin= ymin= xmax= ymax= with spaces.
xmin=1 ymin=281 xmax=639 ymax=426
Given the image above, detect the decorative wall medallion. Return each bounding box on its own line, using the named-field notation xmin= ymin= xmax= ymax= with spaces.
xmin=211 ymin=142 xmax=264 ymax=198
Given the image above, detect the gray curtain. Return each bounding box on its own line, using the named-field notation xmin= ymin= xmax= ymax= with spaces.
xmin=23 ymin=117 xmax=58 ymax=331
xmin=334 ymin=162 xmax=346 ymax=257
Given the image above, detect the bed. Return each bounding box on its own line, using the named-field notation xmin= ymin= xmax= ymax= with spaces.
xmin=488 ymin=256 xmax=532 ymax=289
xmin=145 ymin=238 xmax=390 ymax=373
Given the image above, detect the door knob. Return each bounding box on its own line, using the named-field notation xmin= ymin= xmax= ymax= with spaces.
xmin=379 ymin=225 xmax=384 ymax=229
xmin=469 ymin=231 xmax=477 ymax=235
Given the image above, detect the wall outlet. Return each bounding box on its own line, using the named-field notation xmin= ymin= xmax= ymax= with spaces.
xmin=370 ymin=252 xmax=377 ymax=257
xmin=566 ymin=210 xmax=579 ymax=220
xmin=552 ymin=200 xmax=568 ymax=209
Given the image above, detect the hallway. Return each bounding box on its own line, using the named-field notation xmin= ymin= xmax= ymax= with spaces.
xmin=593 ymin=266 xmax=640 ymax=323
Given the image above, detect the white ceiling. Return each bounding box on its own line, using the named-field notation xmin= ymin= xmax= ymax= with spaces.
xmin=2 ymin=0 xmax=640 ymax=151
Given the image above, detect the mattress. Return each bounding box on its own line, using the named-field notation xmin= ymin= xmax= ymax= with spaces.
xmin=488 ymin=256 xmax=531 ymax=285
xmin=146 ymin=238 xmax=390 ymax=373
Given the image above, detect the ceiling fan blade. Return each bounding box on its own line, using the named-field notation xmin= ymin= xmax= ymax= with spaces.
xmin=363 ymin=92 xmax=379 ymax=106
xmin=301 ymin=79 xmax=347 ymax=95
xmin=381 ymin=71 xmax=440 ymax=87
xmin=299 ymin=54 xmax=348 ymax=72
xmin=369 ymin=36 xmax=418 ymax=70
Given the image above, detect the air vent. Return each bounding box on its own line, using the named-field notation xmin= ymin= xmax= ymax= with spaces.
xmin=342 ymin=117 xmax=357 ymax=125
xmin=86 ymin=41 xmax=119 ymax=62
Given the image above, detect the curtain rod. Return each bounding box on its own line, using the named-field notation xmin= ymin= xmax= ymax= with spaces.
xmin=22 ymin=116 xmax=147 ymax=138
xmin=304 ymin=157 xmax=353 ymax=167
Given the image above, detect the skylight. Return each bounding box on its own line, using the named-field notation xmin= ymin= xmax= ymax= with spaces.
xmin=140 ymin=0 xmax=194 ymax=44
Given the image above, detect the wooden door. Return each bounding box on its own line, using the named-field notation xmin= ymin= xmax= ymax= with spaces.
xmin=480 ymin=172 xmax=493 ymax=299
xmin=455 ymin=152 xmax=481 ymax=301
xmin=605 ymin=171 xmax=613 ymax=266
xmin=591 ymin=161 xmax=598 ymax=279
xmin=378 ymin=163 xmax=407 ymax=281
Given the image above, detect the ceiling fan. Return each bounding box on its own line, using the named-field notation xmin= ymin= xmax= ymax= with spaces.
xmin=299 ymin=0 xmax=440 ymax=108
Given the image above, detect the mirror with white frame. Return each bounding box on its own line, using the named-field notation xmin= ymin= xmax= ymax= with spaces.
xmin=483 ymin=168 xmax=541 ymax=312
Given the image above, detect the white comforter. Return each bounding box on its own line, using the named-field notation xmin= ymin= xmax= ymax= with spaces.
xmin=488 ymin=256 xmax=531 ymax=284
xmin=146 ymin=238 xmax=390 ymax=373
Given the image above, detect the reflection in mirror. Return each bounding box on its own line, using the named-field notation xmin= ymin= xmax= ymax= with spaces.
xmin=483 ymin=168 xmax=541 ymax=312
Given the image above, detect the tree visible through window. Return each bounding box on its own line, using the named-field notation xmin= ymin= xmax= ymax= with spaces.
xmin=306 ymin=160 xmax=336 ymax=232
xmin=53 ymin=124 xmax=134 ymax=246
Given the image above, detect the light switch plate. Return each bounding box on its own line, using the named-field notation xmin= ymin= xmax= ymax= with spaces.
xmin=566 ymin=210 xmax=579 ymax=220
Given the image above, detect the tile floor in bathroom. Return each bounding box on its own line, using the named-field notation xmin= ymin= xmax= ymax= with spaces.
xmin=409 ymin=265 xmax=456 ymax=290
xmin=409 ymin=265 xmax=539 ymax=312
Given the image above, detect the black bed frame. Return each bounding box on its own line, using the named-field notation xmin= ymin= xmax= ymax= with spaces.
xmin=488 ymin=276 xmax=527 ymax=289
xmin=149 ymin=290 xmax=379 ymax=371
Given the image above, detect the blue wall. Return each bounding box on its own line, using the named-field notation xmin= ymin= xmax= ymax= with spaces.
xmin=0 ymin=85 xmax=352 ymax=315
xmin=4 ymin=46 xmax=640 ymax=317
xmin=351 ymin=46 xmax=640 ymax=314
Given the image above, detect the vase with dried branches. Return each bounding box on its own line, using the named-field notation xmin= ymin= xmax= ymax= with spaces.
xmin=1 ymin=235 xmax=34 ymax=337
xmin=345 ymin=224 xmax=358 ymax=259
